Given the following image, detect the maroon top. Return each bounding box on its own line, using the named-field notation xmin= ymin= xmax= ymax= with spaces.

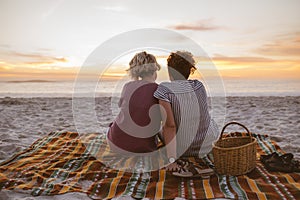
xmin=107 ymin=80 xmax=161 ymax=153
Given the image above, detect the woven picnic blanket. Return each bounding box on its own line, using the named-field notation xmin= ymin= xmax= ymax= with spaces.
xmin=0 ymin=131 xmax=299 ymax=200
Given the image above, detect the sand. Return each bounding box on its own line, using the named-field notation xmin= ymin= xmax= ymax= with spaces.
xmin=0 ymin=96 xmax=299 ymax=199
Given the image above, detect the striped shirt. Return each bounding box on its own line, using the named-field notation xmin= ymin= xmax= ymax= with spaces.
xmin=154 ymin=79 xmax=218 ymax=157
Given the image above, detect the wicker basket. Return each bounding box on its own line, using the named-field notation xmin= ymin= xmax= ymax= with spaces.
xmin=212 ymin=122 xmax=257 ymax=176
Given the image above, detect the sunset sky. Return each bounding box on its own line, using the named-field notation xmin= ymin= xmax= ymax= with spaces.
xmin=0 ymin=0 xmax=299 ymax=81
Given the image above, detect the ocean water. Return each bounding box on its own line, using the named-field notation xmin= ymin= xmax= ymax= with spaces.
xmin=0 ymin=78 xmax=299 ymax=98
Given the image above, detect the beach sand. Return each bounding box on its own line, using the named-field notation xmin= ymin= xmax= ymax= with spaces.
xmin=0 ymin=96 xmax=299 ymax=199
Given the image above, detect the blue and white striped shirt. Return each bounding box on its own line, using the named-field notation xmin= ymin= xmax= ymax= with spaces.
xmin=154 ymin=79 xmax=218 ymax=157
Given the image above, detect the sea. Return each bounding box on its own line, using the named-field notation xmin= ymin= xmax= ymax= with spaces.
xmin=0 ymin=78 xmax=299 ymax=98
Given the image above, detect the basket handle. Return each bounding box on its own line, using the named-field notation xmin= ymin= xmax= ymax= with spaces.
xmin=219 ymin=122 xmax=252 ymax=141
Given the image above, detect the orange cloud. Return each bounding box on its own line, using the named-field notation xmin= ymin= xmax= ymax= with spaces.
xmin=293 ymin=36 xmax=300 ymax=43
xmin=10 ymin=51 xmax=68 ymax=63
xmin=24 ymin=61 xmax=60 ymax=65
xmin=0 ymin=65 xmax=80 ymax=81
xmin=169 ymin=19 xmax=224 ymax=31
xmin=211 ymin=55 xmax=300 ymax=79
xmin=0 ymin=49 xmax=73 ymax=80
xmin=212 ymin=55 xmax=276 ymax=65
xmin=0 ymin=50 xmax=68 ymax=67
xmin=254 ymin=34 xmax=300 ymax=57
xmin=219 ymin=67 xmax=300 ymax=79
xmin=0 ymin=66 xmax=8 ymax=70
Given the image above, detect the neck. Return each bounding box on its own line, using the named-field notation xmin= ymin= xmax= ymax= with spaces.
xmin=170 ymin=76 xmax=187 ymax=81
xmin=141 ymin=76 xmax=155 ymax=82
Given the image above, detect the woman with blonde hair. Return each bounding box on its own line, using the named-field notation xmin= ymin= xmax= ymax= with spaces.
xmin=107 ymin=51 xmax=162 ymax=153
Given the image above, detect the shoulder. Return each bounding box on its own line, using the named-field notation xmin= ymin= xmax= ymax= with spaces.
xmin=125 ymin=80 xmax=158 ymax=88
xmin=189 ymin=79 xmax=204 ymax=89
xmin=153 ymin=82 xmax=172 ymax=102
xmin=140 ymin=82 xmax=158 ymax=92
xmin=158 ymin=80 xmax=204 ymax=93
xmin=146 ymin=82 xmax=158 ymax=88
xmin=123 ymin=81 xmax=134 ymax=88
xmin=156 ymin=82 xmax=172 ymax=93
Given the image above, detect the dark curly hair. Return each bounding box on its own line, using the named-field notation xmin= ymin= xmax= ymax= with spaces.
xmin=167 ymin=51 xmax=196 ymax=80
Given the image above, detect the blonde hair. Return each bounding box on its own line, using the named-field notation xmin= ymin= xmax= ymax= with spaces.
xmin=127 ymin=51 xmax=161 ymax=79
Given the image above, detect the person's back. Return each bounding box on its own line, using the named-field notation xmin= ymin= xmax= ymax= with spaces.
xmin=107 ymin=51 xmax=161 ymax=154
xmin=154 ymin=51 xmax=219 ymax=160
xmin=108 ymin=80 xmax=161 ymax=153
xmin=155 ymin=79 xmax=210 ymax=157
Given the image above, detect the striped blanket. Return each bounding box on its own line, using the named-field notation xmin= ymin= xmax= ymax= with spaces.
xmin=0 ymin=131 xmax=299 ymax=200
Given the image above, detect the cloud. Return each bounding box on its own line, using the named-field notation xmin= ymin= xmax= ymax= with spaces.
xmin=294 ymin=36 xmax=300 ymax=43
xmin=23 ymin=61 xmax=61 ymax=65
xmin=0 ymin=63 xmax=79 ymax=80
xmin=11 ymin=52 xmax=68 ymax=63
xmin=211 ymin=54 xmax=300 ymax=71
xmin=0 ymin=66 xmax=8 ymax=70
xmin=38 ymin=48 xmax=53 ymax=52
xmin=0 ymin=50 xmax=72 ymax=80
xmin=209 ymin=54 xmax=300 ymax=79
xmin=103 ymin=6 xmax=126 ymax=12
xmin=42 ymin=0 xmax=64 ymax=20
xmin=254 ymin=34 xmax=300 ymax=57
xmin=169 ymin=19 xmax=224 ymax=31
xmin=0 ymin=50 xmax=69 ymax=71
xmin=212 ymin=55 xmax=276 ymax=65
xmin=0 ymin=44 xmax=11 ymax=49
xmin=96 ymin=5 xmax=126 ymax=12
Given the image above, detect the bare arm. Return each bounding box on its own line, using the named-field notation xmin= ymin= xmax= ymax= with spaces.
xmin=158 ymin=100 xmax=177 ymax=162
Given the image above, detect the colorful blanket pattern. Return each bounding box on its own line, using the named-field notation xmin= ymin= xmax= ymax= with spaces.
xmin=0 ymin=131 xmax=299 ymax=200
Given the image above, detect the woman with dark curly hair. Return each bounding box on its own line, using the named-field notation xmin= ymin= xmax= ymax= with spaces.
xmin=154 ymin=51 xmax=219 ymax=174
